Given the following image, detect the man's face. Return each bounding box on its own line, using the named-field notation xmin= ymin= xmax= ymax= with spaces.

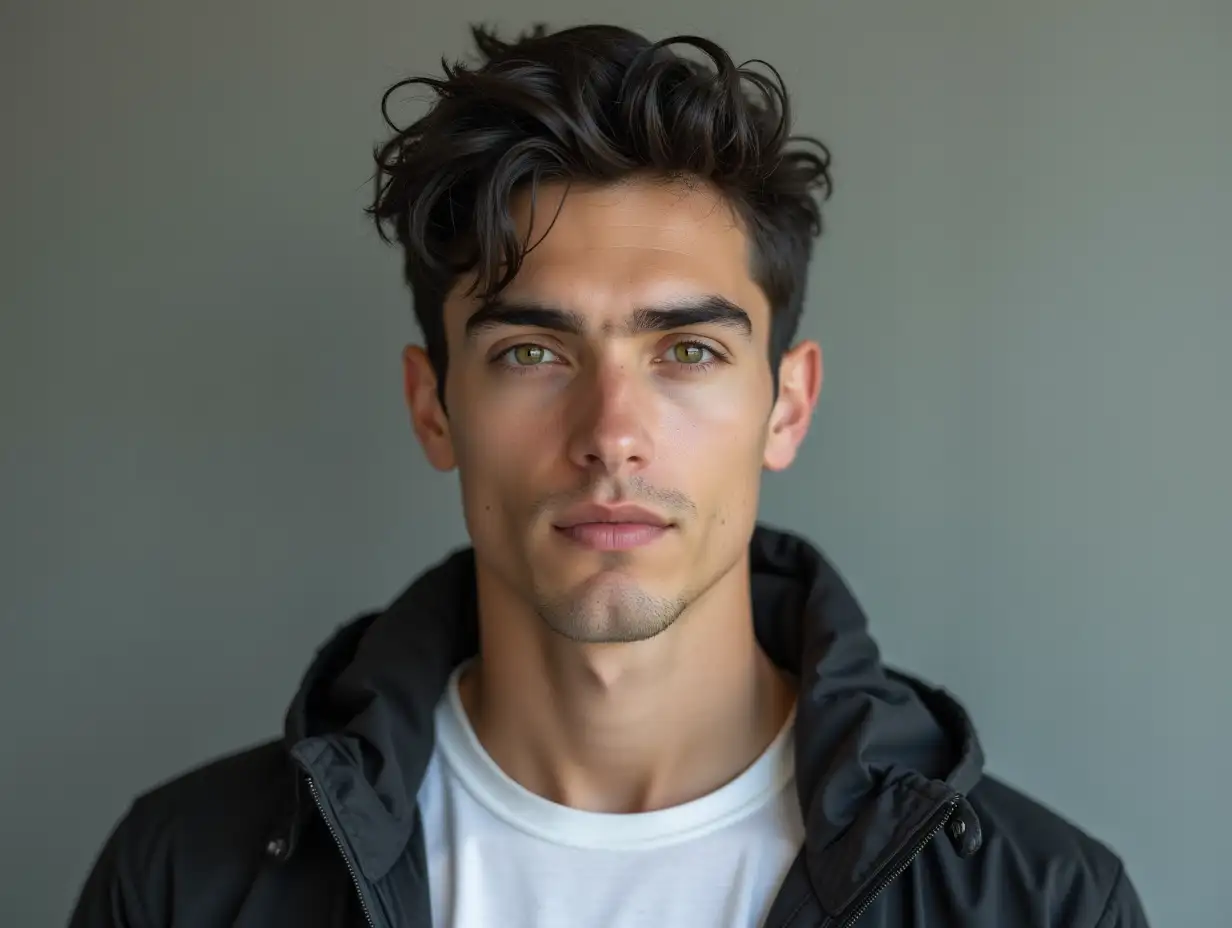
xmin=406 ymin=177 xmax=818 ymax=643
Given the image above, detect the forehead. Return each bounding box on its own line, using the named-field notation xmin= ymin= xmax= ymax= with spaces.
xmin=447 ymin=177 xmax=770 ymax=333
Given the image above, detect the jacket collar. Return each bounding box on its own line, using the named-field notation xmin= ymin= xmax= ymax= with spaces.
xmin=284 ymin=525 xmax=985 ymax=918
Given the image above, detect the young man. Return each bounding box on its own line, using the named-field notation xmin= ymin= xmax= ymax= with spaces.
xmin=71 ymin=24 xmax=1149 ymax=928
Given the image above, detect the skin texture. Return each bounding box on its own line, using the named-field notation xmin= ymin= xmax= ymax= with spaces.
xmin=403 ymin=175 xmax=822 ymax=813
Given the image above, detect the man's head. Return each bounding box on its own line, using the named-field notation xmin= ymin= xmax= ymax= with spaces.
xmin=370 ymin=25 xmax=830 ymax=644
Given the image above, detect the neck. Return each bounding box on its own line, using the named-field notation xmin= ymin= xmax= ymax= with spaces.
xmin=459 ymin=560 xmax=797 ymax=814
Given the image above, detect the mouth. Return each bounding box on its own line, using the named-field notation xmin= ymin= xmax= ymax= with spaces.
xmin=552 ymin=504 xmax=674 ymax=552
xmin=554 ymin=522 xmax=671 ymax=552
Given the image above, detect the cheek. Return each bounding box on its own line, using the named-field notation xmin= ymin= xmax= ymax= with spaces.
xmin=455 ymin=373 xmax=537 ymax=461
xmin=661 ymin=375 xmax=767 ymax=453
xmin=452 ymin=389 xmax=563 ymax=519
xmin=659 ymin=383 xmax=768 ymax=504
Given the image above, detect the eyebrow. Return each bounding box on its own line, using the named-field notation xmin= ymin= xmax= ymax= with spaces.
xmin=463 ymin=295 xmax=754 ymax=341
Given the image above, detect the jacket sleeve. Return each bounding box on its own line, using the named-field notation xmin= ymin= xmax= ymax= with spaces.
xmin=1094 ymin=862 xmax=1151 ymax=928
xmin=68 ymin=806 xmax=153 ymax=928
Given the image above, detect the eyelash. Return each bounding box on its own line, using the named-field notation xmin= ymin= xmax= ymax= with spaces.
xmin=492 ymin=340 xmax=729 ymax=375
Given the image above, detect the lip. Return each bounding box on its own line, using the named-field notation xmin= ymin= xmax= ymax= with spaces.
xmin=552 ymin=503 xmax=674 ymax=552
xmin=552 ymin=503 xmax=671 ymax=530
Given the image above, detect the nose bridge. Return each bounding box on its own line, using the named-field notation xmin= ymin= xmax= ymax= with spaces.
xmin=567 ymin=356 xmax=653 ymax=474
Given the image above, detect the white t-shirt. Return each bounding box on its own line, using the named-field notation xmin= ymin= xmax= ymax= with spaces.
xmin=417 ymin=665 xmax=805 ymax=928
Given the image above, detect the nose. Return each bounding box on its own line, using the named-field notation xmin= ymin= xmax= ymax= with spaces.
xmin=565 ymin=362 xmax=655 ymax=477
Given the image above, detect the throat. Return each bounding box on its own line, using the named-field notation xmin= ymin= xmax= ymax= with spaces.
xmin=459 ymin=647 xmax=797 ymax=814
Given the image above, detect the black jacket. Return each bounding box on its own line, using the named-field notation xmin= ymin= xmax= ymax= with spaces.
xmin=70 ymin=526 xmax=1150 ymax=927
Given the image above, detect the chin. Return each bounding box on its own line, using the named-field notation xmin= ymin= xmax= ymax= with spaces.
xmin=517 ymin=544 xmax=699 ymax=644
xmin=538 ymin=581 xmax=687 ymax=645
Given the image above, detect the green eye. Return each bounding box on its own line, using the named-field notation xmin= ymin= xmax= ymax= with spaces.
xmin=510 ymin=345 xmax=551 ymax=365
xmin=672 ymin=342 xmax=710 ymax=364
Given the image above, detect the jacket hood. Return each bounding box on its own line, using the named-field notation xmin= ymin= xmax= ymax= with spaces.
xmin=285 ymin=524 xmax=985 ymax=920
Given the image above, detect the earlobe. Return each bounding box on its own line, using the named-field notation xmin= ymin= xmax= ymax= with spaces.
xmin=763 ymin=340 xmax=823 ymax=472
xmin=402 ymin=345 xmax=457 ymax=472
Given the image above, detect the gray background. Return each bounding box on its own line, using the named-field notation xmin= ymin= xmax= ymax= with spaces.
xmin=2 ymin=0 xmax=1228 ymax=924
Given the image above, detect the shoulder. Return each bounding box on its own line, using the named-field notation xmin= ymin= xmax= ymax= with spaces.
xmin=970 ymin=774 xmax=1119 ymax=873
xmin=123 ymin=738 xmax=292 ymax=848
xmin=72 ymin=740 xmax=294 ymax=926
xmin=953 ymin=774 xmax=1148 ymax=926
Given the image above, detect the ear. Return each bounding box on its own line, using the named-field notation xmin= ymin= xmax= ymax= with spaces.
xmin=402 ymin=345 xmax=456 ymax=472
xmin=763 ymin=340 xmax=823 ymax=472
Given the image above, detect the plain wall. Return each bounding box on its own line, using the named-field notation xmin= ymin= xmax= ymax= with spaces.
xmin=2 ymin=0 xmax=1228 ymax=924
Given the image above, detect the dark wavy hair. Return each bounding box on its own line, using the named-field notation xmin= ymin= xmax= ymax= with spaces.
xmin=367 ymin=24 xmax=833 ymax=406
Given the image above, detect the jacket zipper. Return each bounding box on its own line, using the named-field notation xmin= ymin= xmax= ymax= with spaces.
xmin=306 ymin=776 xmax=379 ymax=928
xmin=836 ymin=798 xmax=959 ymax=928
